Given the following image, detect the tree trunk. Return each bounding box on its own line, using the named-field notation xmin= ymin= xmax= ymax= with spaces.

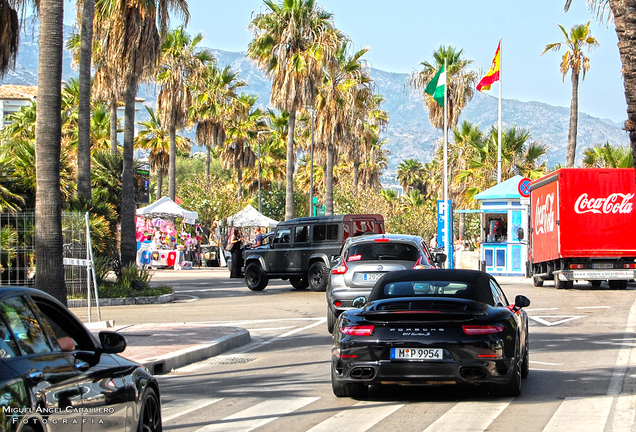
xmin=110 ymin=100 xmax=118 ymax=153
xmin=285 ymin=108 xmax=296 ymax=220
xmin=205 ymin=145 xmax=211 ymax=178
xmin=77 ymin=0 xmax=94 ymax=200
xmin=325 ymin=143 xmax=334 ymax=216
xmin=156 ymin=172 xmax=163 ymax=199
xmin=610 ymin=0 xmax=636 ymax=177
xmin=353 ymin=161 xmax=360 ymax=191
xmin=169 ymin=126 xmax=176 ymax=200
xmin=237 ymin=163 xmax=243 ymax=199
xmin=35 ymin=0 xmax=66 ymax=304
xmin=120 ymin=76 xmax=137 ymax=266
xmin=566 ymin=70 xmax=580 ymax=167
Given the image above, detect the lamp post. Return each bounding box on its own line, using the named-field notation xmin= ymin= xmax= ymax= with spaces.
xmin=308 ymin=107 xmax=315 ymax=217
xmin=256 ymin=131 xmax=268 ymax=214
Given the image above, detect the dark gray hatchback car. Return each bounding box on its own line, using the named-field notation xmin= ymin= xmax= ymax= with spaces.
xmin=326 ymin=234 xmax=446 ymax=333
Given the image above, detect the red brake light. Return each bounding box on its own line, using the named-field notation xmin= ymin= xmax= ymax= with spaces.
xmin=340 ymin=325 xmax=374 ymax=336
xmin=462 ymin=325 xmax=504 ymax=335
xmin=332 ymin=262 xmax=348 ymax=274
xmin=374 ymin=238 xmax=390 ymax=242
xmin=413 ymin=256 xmax=427 ymax=269
xmin=348 ymin=254 xmax=362 ymax=262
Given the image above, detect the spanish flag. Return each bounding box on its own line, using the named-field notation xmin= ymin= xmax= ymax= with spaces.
xmin=477 ymin=42 xmax=500 ymax=92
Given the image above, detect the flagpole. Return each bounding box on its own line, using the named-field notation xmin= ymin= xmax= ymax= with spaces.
xmin=443 ymin=58 xmax=450 ymax=267
xmin=497 ymin=38 xmax=502 ymax=183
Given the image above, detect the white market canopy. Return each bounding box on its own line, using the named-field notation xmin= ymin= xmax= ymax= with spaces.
xmin=227 ymin=204 xmax=278 ymax=228
xmin=136 ymin=196 xmax=198 ymax=224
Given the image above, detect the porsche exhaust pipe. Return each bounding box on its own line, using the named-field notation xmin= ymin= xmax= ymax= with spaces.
xmin=350 ymin=367 xmax=375 ymax=379
xmin=460 ymin=367 xmax=488 ymax=380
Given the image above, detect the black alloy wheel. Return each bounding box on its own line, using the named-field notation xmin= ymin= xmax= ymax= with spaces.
xmin=308 ymin=262 xmax=329 ymax=292
xmin=245 ymin=262 xmax=268 ymax=291
xmin=331 ymin=365 xmax=368 ymax=398
xmin=138 ymin=387 xmax=162 ymax=432
xmin=521 ymin=331 xmax=529 ymax=379
xmin=290 ymin=277 xmax=309 ymax=289
xmin=499 ymin=350 xmax=522 ymax=397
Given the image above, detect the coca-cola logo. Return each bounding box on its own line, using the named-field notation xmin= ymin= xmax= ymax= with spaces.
xmin=535 ymin=193 xmax=555 ymax=235
xmin=574 ymin=193 xmax=635 ymax=214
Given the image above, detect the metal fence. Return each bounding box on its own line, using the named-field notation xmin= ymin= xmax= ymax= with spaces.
xmin=0 ymin=211 xmax=96 ymax=299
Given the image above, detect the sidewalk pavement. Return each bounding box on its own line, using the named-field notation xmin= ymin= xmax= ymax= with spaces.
xmin=86 ymin=322 xmax=251 ymax=375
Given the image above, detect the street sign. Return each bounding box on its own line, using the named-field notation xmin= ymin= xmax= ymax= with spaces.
xmin=518 ymin=177 xmax=531 ymax=197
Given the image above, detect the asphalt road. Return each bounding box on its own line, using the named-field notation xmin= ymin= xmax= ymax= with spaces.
xmin=75 ymin=268 xmax=636 ymax=431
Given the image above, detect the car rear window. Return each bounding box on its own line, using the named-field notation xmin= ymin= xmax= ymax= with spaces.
xmin=346 ymin=242 xmax=419 ymax=262
xmin=313 ymin=224 xmax=339 ymax=242
xmin=380 ymin=280 xmax=493 ymax=305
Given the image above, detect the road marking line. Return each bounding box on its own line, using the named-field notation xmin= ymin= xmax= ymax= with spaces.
xmin=422 ymin=400 xmax=511 ymax=432
xmin=574 ymin=306 xmax=610 ymax=309
xmin=240 ymin=318 xmax=327 ymax=353
xmin=608 ymin=297 xmax=636 ymax=396
xmin=307 ymin=400 xmax=404 ymax=432
xmin=529 ymin=316 xmax=586 ymax=326
xmin=162 ymin=398 xmax=223 ymax=422
xmin=530 ymin=361 xmax=562 ymax=366
xmin=526 ymin=308 xmax=560 ymax=312
xmin=543 ymin=396 xmax=613 ymax=432
xmin=193 ymin=397 xmax=319 ymax=432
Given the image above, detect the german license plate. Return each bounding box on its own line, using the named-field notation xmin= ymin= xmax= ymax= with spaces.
xmin=391 ymin=348 xmax=442 ymax=360
xmin=592 ymin=263 xmax=613 ymax=269
xmin=364 ymin=272 xmax=385 ymax=281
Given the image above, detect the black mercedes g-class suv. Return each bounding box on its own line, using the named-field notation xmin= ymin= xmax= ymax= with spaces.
xmin=243 ymin=214 xmax=384 ymax=291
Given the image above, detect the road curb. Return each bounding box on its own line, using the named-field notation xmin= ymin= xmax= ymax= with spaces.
xmin=139 ymin=328 xmax=251 ymax=374
xmin=68 ymin=293 xmax=175 ymax=308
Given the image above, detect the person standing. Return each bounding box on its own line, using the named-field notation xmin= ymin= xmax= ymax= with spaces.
xmin=253 ymin=226 xmax=263 ymax=247
xmin=229 ymin=227 xmax=243 ymax=278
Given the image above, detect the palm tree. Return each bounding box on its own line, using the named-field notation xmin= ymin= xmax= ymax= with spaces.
xmin=92 ymin=0 xmax=189 ymax=266
xmin=156 ymin=26 xmax=213 ymax=200
xmin=35 ymin=0 xmax=66 ymax=303
xmin=408 ymin=45 xmax=478 ymax=130
xmin=396 ymin=159 xmax=424 ymax=193
xmin=564 ymin=0 xmax=636 ymax=174
xmin=543 ymin=22 xmax=598 ymax=167
xmin=194 ymin=63 xmax=246 ymax=178
xmin=77 ymin=0 xmax=96 ymax=200
xmin=221 ymin=94 xmax=266 ymax=199
xmin=0 ymin=0 xmax=21 ymax=77
xmin=582 ymin=141 xmax=633 ymax=167
xmin=247 ymin=0 xmax=339 ymax=220
xmin=315 ymin=40 xmax=374 ymax=215
xmin=136 ymin=106 xmax=192 ymax=199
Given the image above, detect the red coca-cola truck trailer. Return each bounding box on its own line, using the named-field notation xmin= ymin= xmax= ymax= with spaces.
xmin=529 ymin=168 xmax=636 ymax=289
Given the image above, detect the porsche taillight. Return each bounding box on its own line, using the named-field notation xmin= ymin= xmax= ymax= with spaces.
xmin=332 ymin=262 xmax=348 ymax=274
xmin=340 ymin=325 xmax=374 ymax=336
xmin=462 ymin=325 xmax=504 ymax=335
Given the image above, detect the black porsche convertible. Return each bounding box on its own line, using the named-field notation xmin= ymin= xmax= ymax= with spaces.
xmin=330 ymin=269 xmax=530 ymax=398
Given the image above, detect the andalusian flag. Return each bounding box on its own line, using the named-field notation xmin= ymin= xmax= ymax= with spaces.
xmin=477 ymin=41 xmax=501 ymax=92
xmin=425 ymin=64 xmax=446 ymax=107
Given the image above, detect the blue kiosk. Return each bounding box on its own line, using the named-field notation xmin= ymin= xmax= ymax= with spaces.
xmin=459 ymin=175 xmax=530 ymax=277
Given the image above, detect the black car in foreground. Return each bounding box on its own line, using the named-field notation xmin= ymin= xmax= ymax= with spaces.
xmin=0 ymin=287 xmax=161 ymax=432
xmin=331 ymin=269 xmax=530 ymax=398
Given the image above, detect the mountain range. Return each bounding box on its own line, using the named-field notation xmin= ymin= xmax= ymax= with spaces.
xmin=1 ymin=20 xmax=630 ymax=182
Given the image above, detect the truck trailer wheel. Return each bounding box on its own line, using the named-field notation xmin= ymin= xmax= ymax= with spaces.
xmin=590 ymin=280 xmax=602 ymax=288
xmin=609 ymin=280 xmax=628 ymax=290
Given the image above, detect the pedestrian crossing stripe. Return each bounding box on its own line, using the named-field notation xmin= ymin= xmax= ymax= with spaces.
xmin=306 ymin=400 xmax=404 ymax=432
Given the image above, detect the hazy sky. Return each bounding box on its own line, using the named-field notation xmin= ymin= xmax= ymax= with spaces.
xmin=65 ymin=0 xmax=628 ymax=123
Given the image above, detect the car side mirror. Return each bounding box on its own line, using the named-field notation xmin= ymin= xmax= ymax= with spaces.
xmin=514 ymin=295 xmax=531 ymax=309
xmin=99 ymin=331 xmax=127 ymax=354
xmin=352 ymin=296 xmax=367 ymax=308
xmin=329 ymin=255 xmax=340 ymax=265
xmin=435 ymin=253 xmax=447 ymax=264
